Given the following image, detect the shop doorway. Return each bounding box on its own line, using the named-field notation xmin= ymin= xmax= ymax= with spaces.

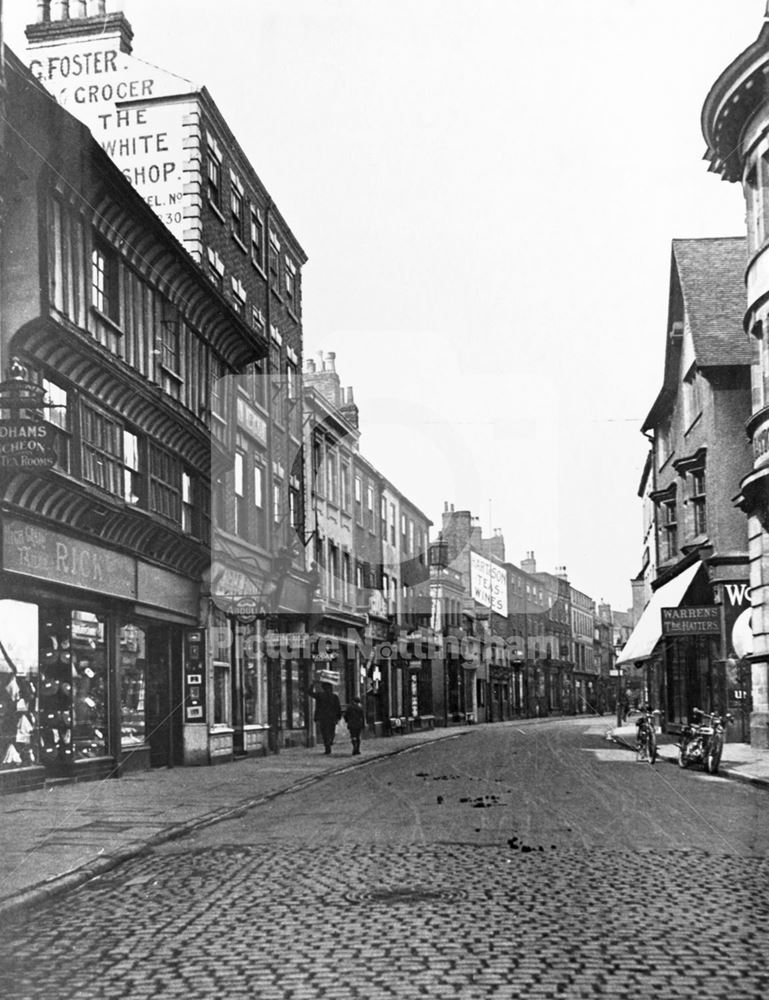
xmin=145 ymin=625 xmax=183 ymax=768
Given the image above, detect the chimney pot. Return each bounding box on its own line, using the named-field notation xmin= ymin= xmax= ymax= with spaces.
xmin=53 ymin=0 xmax=70 ymax=20
xmin=327 ymin=351 xmax=336 ymax=373
xmin=37 ymin=1 xmax=52 ymax=23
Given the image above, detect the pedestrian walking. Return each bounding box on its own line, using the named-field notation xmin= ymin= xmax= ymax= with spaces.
xmin=622 ymin=688 xmax=632 ymax=723
xmin=344 ymin=696 xmax=365 ymax=756
xmin=311 ymin=681 xmax=342 ymax=754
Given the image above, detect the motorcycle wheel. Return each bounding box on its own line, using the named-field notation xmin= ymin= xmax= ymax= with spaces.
xmin=705 ymin=738 xmax=723 ymax=775
xmin=677 ymin=743 xmax=688 ymax=768
xmin=648 ymin=730 xmax=657 ymax=764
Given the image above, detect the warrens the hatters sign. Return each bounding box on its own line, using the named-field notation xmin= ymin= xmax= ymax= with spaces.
xmin=661 ymin=606 xmax=720 ymax=636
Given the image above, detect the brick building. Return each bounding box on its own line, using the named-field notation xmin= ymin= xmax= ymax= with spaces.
xmin=21 ymin=0 xmax=318 ymax=755
xmin=617 ymin=238 xmax=752 ymax=734
xmin=302 ymin=353 xmax=432 ymax=734
xmin=0 ymin=43 xmax=264 ymax=789
xmin=702 ymin=7 xmax=769 ymax=747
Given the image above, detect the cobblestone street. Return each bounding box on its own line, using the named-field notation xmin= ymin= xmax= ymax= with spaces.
xmin=1 ymin=722 xmax=768 ymax=999
xmin=1 ymin=841 xmax=767 ymax=999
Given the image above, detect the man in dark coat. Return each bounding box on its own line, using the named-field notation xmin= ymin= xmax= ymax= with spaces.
xmin=343 ymin=696 xmax=365 ymax=756
xmin=311 ymin=681 xmax=342 ymax=754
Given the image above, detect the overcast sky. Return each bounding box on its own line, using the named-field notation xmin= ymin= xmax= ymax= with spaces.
xmin=3 ymin=0 xmax=764 ymax=609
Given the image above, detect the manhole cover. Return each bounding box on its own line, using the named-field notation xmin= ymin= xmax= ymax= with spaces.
xmin=344 ymin=886 xmax=465 ymax=906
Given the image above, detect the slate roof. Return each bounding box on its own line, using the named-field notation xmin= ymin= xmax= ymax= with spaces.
xmin=642 ymin=236 xmax=750 ymax=432
xmin=671 ymin=236 xmax=750 ymax=366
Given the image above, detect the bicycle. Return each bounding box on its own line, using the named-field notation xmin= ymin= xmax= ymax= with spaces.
xmin=635 ymin=707 xmax=660 ymax=764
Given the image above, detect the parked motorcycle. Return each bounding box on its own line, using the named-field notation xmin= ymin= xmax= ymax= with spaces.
xmin=635 ymin=706 xmax=660 ymax=763
xmin=677 ymin=707 xmax=733 ymax=774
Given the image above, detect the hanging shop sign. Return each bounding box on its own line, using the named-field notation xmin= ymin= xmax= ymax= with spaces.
xmin=661 ymin=606 xmax=720 ymax=636
xmin=0 ymin=419 xmax=56 ymax=473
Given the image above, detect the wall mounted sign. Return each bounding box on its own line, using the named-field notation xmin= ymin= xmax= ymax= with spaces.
xmin=661 ymin=606 xmax=720 ymax=636
xmin=2 ymin=518 xmax=136 ymax=598
xmin=0 ymin=420 xmax=56 ymax=472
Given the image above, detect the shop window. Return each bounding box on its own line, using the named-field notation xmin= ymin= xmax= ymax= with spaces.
xmin=213 ymin=660 xmax=231 ymax=726
xmin=91 ymin=237 xmax=120 ymax=322
xmin=283 ymin=660 xmax=307 ymax=730
xmin=37 ymin=610 xmax=108 ymax=768
xmin=0 ymin=600 xmax=39 ymax=771
xmin=120 ymin=623 xmax=146 ymax=747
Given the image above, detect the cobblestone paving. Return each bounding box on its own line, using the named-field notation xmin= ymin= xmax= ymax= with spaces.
xmin=0 ymin=841 xmax=767 ymax=999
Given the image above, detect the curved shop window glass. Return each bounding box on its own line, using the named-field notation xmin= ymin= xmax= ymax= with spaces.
xmin=120 ymin=623 xmax=147 ymax=747
xmin=39 ymin=610 xmax=108 ymax=767
xmin=0 ymin=601 xmax=39 ymax=770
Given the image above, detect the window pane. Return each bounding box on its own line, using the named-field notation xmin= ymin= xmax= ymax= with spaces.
xmin=120 ymin=623 xmax=146 ymax=747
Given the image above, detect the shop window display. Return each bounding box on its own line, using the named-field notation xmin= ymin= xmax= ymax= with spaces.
xmin=0 ymin=601 xmax=39 ymax=770
xmin=39 ymin=610 xmax=108 ymax=768
xmin=120 ymin=623 xmax=146 ymax=747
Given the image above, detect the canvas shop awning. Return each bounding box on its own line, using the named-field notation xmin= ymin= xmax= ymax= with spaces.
xmin=616 ymin=561 xmax=702 ymax=666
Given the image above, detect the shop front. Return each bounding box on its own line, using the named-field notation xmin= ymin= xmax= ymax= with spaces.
xmin=617 ymin=560 xmax=745 ymax=734
xmin=0 ymin=517 xmax=198 ymax=793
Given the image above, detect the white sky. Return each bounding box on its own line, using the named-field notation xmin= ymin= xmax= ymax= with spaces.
xmin=2 ymin=0 xmax=764 ymax=609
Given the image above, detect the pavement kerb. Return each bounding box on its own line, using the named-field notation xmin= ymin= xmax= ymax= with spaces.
xmin=0 ymin=714 xmax=598 ymax=918
xmin=0 ymin=729 xmax=471 ymax=918
xmin=608 ymin=729 xmax=769 ymax=791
